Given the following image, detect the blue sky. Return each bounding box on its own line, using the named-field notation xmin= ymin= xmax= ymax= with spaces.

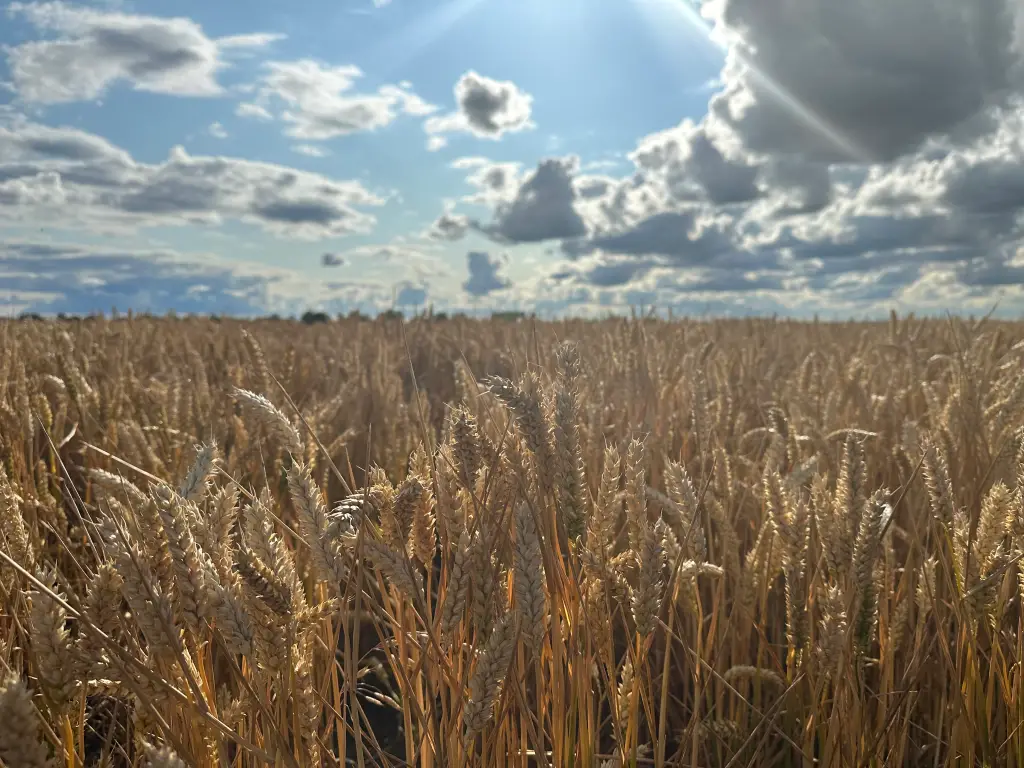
xmin=2 ymin=0 xmax=1024 ymax=317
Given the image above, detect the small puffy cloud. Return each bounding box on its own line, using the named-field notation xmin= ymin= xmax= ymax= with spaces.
xmin=451 ymin=156 xmax=522 ymax=206
xmin=425 ymin=71 xmax=534 ymax=143
xmin=426 ymin=211 xmax=471 ymax=241
xmin=292 ymin=144 xmax=329 ymax=157
xmin=238 ymin=59 xmax=437 ymax=140
xmin=235 ymin=102 xmax=273 ymax=121
xmin=208 ymin=122 xmax=228 ymax=139
xmin=463 ymin=251 xmax=511 ymax=297
xmin=5 ymin=2 xmax=282 ymax=104
xmin=0 ymin=121 xmax=384 ymax=239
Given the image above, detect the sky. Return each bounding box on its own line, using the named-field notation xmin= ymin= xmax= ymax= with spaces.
xmin=2 ymin=0 xmax=1024 ymax=319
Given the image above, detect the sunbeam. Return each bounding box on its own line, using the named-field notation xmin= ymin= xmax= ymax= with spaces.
xmin=361 ymin=0 xmax=491 ymax=78
xmin=630 ymin=0 xmax=872 ymax=164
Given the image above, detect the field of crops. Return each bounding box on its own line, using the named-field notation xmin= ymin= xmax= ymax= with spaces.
xmin=2 ymin=313 xmax=1024 ymax=767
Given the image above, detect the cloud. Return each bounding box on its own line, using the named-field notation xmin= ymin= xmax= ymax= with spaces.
xmin=208 ymin=122 xmax=228 ymax=139
xmin=480 ymin=157 xmax=586 ymax=243
xmin=585 ymin=209 xmax=735 ymax=262
xmin=421 ymin=0 xmax=1024 ymax=317
xmin=330 ymin=243 xmax=451 ymax=283
xmin=631 ymin=121 xmax=760 ymax=205
xmin=0 ymin=121 xmax=384 ymax=239
xmin=451 ymin=156 xmax=522 ymax=205
xmin=235 ymin=102 xmax=273 ymax=121
xmin=432 ymin=157 xmax=587 ymax=245
xmin=463 ymin=251 xmax=511 ymax=297
xmin=237 ymin=59 xmax=437 ymax=140
xmin=426 ymin=211 xmax=470 ymax=241
xmin=425 ymin=71 xmax=534 ymax=143
xmin=0 ymin=239 xmax=433 ymax=317
xmin=702 ymin=0 xmax=1022 ymax=164
xmin=292 ymin=144 xmax=329 ymax=157
xmin=321 ymin=252 xmax=345 ymax=267
xmin=5 ymin=2 xmax=282 ymax=104
xmin=0 ymin=240 xmax=294 ymax=316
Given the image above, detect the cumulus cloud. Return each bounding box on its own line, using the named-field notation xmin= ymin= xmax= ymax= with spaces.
xmin=208 ymin=122 xmax=228 ymax=139
xmin=0 ymin=121 xmax=384 ymax=238
xmin=631 ymin=121 xmax=759 ymax=206
xmin=432 ymin=157 xmax=587 ymax=245
xmin=426 ymin=211 xmax=471 ymax=241
xmin=481 ymin=157 xmax=588 ymax=243
xmin=451 ymin=156 xmax=522 ymax=205
xmin=5 ymin=2 xmax=282 ymax=103
xmin=238 ymin=59 xmax=437 ymax=140
xmin=463 ymin=251 xmax=511 ymax=297
xmin=425 ymin=71 xmax=534 ymax=147
xmin=702 ymin=0 xmax=1022 ymax=164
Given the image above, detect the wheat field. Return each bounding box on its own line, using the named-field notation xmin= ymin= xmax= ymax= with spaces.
xmin=1 ymin=312 xmax=1023 ymax=767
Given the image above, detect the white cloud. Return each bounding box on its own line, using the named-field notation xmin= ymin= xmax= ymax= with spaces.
xmin=208 ymin=122 xmax=228 ymax=139
xmin=425 ymin=71 xmax=534 ymax=143
xmin=292 ymin=144 xmax=329 ymax=157
xmin=237 ymin=59 xmax=437 ymax=141
xmin=235 ymin=102 xmax=273 ymax=121
xmin=451 ymin=156 xmax=522 ymax=206
xmin=334 ymin=243 xmax=450 ymax=282
xmin=0 ymin=121 xmax=384 ymax=239
xmin=5 ymin=2 xmax=282 ymax=104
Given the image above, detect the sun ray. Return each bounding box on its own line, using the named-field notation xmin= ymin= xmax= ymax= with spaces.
xmin=630 ymin=0 xmax=871 ymax=164
xmin=363 ymin=0 xmax=491 ymax=78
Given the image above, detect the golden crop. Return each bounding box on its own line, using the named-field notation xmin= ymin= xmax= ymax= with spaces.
xmin=1 ymin=312 xmax=1022 ymax=767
